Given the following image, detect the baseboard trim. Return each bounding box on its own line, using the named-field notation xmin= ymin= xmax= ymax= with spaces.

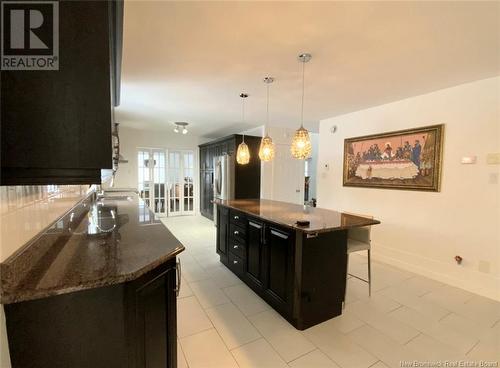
xmin=369 ymin=243 xmax=500 ymax=301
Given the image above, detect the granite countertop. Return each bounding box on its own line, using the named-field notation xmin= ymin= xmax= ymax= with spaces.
xmin=215 ymin=199 xmax=380 ymax=234
xmin=0 ymin=191 xmax=184 ymax=304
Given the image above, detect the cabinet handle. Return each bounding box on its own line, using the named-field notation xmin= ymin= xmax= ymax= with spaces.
xmin=233 ymin=260 xmax=238 ymax=264
xmin=271 ymin=229 xmax=289 ymax=240
xmin=233 ymin=245 xmax=239 ymax=249
xmin=234 ymin=215 xmax=239 ymax=220
xmin=249 ymin=221 xmax=262 ymax=229
xmin=234 ymin=230 xmax=239 ymax=235
xmin=175 ymin=259 xmax=182 ymax=297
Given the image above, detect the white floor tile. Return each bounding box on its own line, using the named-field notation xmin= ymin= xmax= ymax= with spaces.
xmin=390 ymin=306 xmax=477 ymax=354
xmin=180 ymin=329 xmax=238 ymax=368
xmin=304 ymin=309 xmax=365 ymax=335
xmin=207 ymin=266 xmax=243 ymax=289
xmin=347 ymin=325 xmax=425 ymax=368
xmin=223 ymin=283 xmax=271 ymax=316
xmin=288 ymin=349 xmax=341 ymax=368
xmin=189 ymin=279 xmax=231 ymax=309
xmin=303 ymin=322 xmax=378 ymax=368
xmin=348 ymin=300 xmax=420 ymax=344
xmin=421 ymin=285 xmax=475 ymax=311
xmin=178 ymin=277 xmax=193 ymax=299
xmin=182 ymin=260 xmax=210 ymax=283
xmin=450 ymin=295 xmax=500 ymax=328
xmin=178 ymin=342 xmax=189 ymax=368
xmin=405 ymin=334 xmax=465 ymax=361
xmin=205 ymin=303 xmax=261 ymax=350
xmin=249 ymin=310 xmax=316 ymax=362
xmin=231 ymin=338 xmax=288 ymax=368
xmin=380 ymin=285 xmax=450 ymax=321
xmin=177 ymin=296 xmax=213 ymax=338
xmin=370 ymin=361 xmax=390 ymax=368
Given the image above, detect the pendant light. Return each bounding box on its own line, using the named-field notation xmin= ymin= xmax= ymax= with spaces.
xmin=291 ymin=53 xmax=312 ymax=160
xmin=259 ymin=77 xmax=275 ymax=162
xmin=236 ymin=93 xmax=250 ymax=165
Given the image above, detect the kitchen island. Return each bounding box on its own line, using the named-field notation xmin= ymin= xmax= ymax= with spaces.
xmin=214 ymin=199 xmax=380 ymax=330
xmin=1 ymin=191 xmax=184 ymax=368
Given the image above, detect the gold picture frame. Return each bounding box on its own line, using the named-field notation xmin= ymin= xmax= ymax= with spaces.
xmin=343 ymin=124 xmax=444 ymax=191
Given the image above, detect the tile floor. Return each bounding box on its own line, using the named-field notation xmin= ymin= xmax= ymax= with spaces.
xmin=161 ymin=215 xmax=500 ymax=368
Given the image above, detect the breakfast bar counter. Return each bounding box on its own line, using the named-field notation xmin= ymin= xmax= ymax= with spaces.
xmin=214 ymin=199 xmax=380 ymax=330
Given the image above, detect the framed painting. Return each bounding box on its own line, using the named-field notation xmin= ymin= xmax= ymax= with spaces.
xmin=343 ymin=124 xmax=444 ymax=191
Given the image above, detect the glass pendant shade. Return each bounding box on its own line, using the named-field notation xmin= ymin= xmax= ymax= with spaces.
xmin=290 ymin=126 xmax=312 ymax=159
xmin=236 ymin=140 xmax=250 ymax=165
xmin=258 ymin=135 xmax=275 ymax=161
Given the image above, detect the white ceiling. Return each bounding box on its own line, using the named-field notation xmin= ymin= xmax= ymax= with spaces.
xmin=117 ymin=1 xmax=499 ymax=138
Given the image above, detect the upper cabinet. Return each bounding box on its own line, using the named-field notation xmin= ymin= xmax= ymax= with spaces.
xmin=0 ymin=0 xmax=124 ymax=185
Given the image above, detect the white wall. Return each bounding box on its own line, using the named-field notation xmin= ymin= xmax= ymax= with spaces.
xmin=261 ymin=126 xmax=307 ymax=204
xmin=317 ymin=76 xmax=500 ymax=300
xmin=113 ymin=126 xmax=206 ymax=214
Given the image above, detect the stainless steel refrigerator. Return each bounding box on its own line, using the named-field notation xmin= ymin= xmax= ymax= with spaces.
xmin=213 ymin=154 xmax=235 ymax=225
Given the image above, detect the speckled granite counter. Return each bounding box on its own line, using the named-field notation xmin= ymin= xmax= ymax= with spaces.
xmin=214 ymin=199 xmax=380 ymax=234
xmin=0 ymin=191 xmax=184 ymax=304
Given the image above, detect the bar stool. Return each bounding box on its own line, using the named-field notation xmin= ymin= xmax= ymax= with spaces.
xmin=344 ymin=213 xmax=373 ymax=306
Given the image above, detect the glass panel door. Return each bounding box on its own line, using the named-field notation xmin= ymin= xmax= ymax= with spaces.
xmin=153 ymin=150 xmax=166 ymax=214
xmin=168 ymin=151 xmax=182 ymax=216
xmin=138 ymin=149 xmax=152 ymax=208
xmin=183 ymin=152 xmax=195 ymax=214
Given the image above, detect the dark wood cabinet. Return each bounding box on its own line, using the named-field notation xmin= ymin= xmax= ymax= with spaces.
xmin=246 ymin=219 xmax=265 ymax=289
xmin=0 ymin=0 xmax=124 ymax=185
xmin=215 ymin=205 xmax=348 ymax=330
xmin=263 ymin=226 xmax=294 ymax=314
xmin=131 ymin=261 xmax=177 ymax=368
xmin=5 ymin=258 xmax=179 ymax=368
xmin=216 ymin=206 xmax=229 ymax=262
xmin=199 ymin=135 xmax=261 ymax=220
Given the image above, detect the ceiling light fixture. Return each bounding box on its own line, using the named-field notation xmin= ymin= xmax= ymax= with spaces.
xmin=259 ymin=77 xmax=275 ymax=162
xmin=174 ymin=122 xmax=189 ymax=134
xmin=236 ymin=93 xmax=250 ymax=165
xmin=291 ymin=53 xmax=312 ymax=160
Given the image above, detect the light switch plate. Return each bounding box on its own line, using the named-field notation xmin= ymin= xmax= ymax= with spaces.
xmin=487 ymin=153 xmax=500 ymax=165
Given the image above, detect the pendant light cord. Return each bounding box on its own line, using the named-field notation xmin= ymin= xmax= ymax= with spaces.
xmin=241 ymin=94 xmax=246 ymax=143
xmin=300 ymin=59 xmax=305 ymax=129
xmin=266 ymin=82 xmax=270 ymax=135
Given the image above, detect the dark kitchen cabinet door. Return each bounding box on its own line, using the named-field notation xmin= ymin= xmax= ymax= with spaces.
xmin=264 ymin=226 xmax=294 ymax=313
xmin=0 ymin=0 xmax=123 ymax=185
xmin=216 ymin=206 xmax=229 ymax=262
xmin=133 ymin=260 xmax=177 ymax=368
xmin=246 ymin=219 xmax=265 ymax=289
xmin=200 ymin=147 xmax=208 ymax=171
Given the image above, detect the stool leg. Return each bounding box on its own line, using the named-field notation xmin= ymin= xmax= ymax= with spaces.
xmin=367 ymin=249 xmax=372 ymax=297
xmin=344 ymin=253 xmax=350 ymax=309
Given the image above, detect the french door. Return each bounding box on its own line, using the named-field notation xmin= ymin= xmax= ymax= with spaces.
xmin=138 ymin=148 xmax=194 ymax=216
xmin=167 ymin=151 xmax=194 ymax=216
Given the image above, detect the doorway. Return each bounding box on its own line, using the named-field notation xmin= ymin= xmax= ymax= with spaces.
xmin=137 ymin=148 xmax=195 ymax=216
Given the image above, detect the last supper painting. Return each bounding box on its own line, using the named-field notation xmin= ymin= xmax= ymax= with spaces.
xmin=343 ymin=124 xmax=444 ymax=191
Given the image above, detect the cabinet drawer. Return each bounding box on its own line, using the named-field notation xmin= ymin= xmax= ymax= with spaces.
xmin=228 ymin=253 xmax=245 ymax=276
xmin=230 ymin=210 xmax=246 ymax=227
xmin=229 ymin=223 xmax=246 ymax=243
xmin=229 ymin=239 xmax=246 ymax=259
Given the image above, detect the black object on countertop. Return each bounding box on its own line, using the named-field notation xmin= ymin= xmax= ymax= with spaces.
xmin=296 ymin=220 xmax=310 ymax=227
